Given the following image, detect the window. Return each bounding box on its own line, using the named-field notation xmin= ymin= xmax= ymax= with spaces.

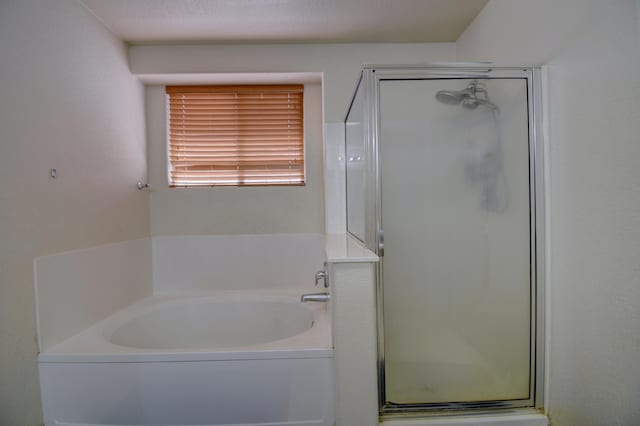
xmin=166 ymin=85 xmax=304 ymax=187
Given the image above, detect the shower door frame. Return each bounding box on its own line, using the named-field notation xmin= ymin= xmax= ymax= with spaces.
xmin=345 ymin=65 xmax=545 ymax=414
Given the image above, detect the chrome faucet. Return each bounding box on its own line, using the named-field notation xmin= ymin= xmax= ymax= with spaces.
xmin=302 ymin=265 xmax=330 ymax=302
xmin=300 ymin=292 xmax=330 ymax=302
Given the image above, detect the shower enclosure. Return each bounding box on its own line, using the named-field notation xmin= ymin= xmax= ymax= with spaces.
xmin=344 ymin=65 xmax=544 ymax=414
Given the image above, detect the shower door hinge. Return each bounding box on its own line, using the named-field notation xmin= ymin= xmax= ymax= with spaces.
xmin=378 ymin=229 xmax=384 ymax=257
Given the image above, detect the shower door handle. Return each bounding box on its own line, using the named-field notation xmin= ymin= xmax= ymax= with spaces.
xmin=378 ymin=229 xmax=384 ymax=257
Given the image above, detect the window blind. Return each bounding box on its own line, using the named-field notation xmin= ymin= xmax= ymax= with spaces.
xmin=166 ymin=85 xmax=304 ymax=187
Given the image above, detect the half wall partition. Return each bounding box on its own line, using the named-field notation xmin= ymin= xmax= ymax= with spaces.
xmin=345 ymin=65 xmax=544 ymax=414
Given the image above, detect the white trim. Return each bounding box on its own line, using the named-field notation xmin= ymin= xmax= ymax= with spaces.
xmin=540 ymin=64 xmax=552 ymax=414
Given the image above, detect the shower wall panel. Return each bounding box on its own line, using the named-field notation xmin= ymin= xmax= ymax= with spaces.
xmin=346 ymin=80 xmax=366 ymax=242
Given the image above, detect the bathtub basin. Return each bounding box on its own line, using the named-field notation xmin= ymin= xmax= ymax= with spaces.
xmin=39 ymin=290 xmax=331 ymax=362
xmin=110 ymin=298 xmax=314 ymax=350
xmin=39 ymin=290 xmax=333 ymax=426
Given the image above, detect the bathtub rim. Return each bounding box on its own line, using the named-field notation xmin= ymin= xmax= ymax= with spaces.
xmin=38 ymin=289 xmax=332 ymax=363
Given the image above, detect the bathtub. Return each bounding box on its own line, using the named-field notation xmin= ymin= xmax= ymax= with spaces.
xmin=38 ymin=290 xmax=334 ymax=426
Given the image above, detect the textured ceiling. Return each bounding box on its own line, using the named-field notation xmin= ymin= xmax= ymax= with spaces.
xmin=79 ymin=0 xmax=488 ymax=44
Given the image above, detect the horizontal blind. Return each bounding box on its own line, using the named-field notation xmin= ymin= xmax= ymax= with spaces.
xmin=166 ymin=85 xmax=304 ymax=187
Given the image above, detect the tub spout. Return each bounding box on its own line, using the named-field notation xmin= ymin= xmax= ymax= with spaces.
xmin=300 ymin=292 xmax=330 ymax=303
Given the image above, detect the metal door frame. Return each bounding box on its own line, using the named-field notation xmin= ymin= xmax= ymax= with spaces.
xmin=344 ymin=65 xmax=545 ymax=415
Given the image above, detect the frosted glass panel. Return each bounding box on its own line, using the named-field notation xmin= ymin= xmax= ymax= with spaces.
xmin=346 ymin=82 xmax=366 ymax=242
xmin=380 ymin=79 xmax=531 ymax=404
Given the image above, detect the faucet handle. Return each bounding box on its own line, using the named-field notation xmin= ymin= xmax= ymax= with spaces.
xmin=315 ymin=270 xmax=328 ymax=288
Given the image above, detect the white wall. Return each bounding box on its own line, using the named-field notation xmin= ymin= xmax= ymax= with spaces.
xmin=456 ymin=0 xmax=615 ymax=66
xmin=146 ymin=83 xmax=325 ymax=235
xmin=130 ymin=43 xmax=456 ymax=122
xmin=134 ymin=43 xmax=455 ymax=236
xmin=152 ymin=234 xmax=324 ymax=293
xmin=0 ymin=0 xmax=149 ymax=424
xmin=330 ymin=261 xmax=378 ymax=426
xmin=458 ymin=1 xmax=640 ymax=424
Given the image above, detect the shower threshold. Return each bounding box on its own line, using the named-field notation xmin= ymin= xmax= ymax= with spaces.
xmin=379 ymin=408 xmax=547 ymax=426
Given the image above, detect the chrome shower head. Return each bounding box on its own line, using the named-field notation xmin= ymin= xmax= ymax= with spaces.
xmin=435 ymin=90 xmax=465 ymax=105
xmin=435 ymin=81 xmax=498 ymax=111
xmin=462 ymin=96 xmax=498 ymax=110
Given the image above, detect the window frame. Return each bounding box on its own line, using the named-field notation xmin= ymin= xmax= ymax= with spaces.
xmin=165 ymin=84 xmax=305 ymax=188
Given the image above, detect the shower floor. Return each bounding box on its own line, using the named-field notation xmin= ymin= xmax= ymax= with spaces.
xmin=386 ymin=359 xmax=528 ymax=404
xmin=384 ymin=330 xmax=529 ymax=405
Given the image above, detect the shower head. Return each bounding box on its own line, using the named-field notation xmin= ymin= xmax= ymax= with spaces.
xmin=461 ymin=96 xmax=496 ymax=110
xmin=435 ymin=81 xmax=498 ymax=111
xmin=435 ymin=90 xmax=465 ymax=105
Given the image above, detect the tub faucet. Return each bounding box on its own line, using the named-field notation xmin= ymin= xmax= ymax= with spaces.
xmin=301 ymin=292 xmax=330 ymax=303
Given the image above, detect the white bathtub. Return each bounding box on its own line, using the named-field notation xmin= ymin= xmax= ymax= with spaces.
xmin=38 ymin=290 xmax=334 ymax=426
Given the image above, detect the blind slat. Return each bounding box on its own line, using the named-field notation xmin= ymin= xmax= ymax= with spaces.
xmin=169 ymin=140 xmax=302 ymax=146
xmin=168 ymin=114 xmax=303 ymax=120
xmin=172 ymin=161 xmax=303 ymax=165
xmin=168 ymin=101 xmax=302 ymax=108
xmin=168 ymin=95 xmax=303 ymax=100
xmin=168 ymin=106 xmax=302 ymax=113
xmin=166 ymin=84 xmax=304 ymax=187
xmin=169 ymin=149 xmax=305 ymax=155
xmin=169 ymin=126 xmax=303 ymax=132
xmin=170 ymin=147 xmax=303 ymax=152
xmin=170 ymin=167 xmax=304 ymax=174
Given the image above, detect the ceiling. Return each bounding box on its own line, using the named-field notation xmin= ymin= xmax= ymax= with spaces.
xmin=78 ymin=0 xmax=488 ymax=44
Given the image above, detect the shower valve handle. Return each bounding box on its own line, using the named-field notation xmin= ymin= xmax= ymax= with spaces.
xmin=315 ymin=270 xmax=329 ymax=288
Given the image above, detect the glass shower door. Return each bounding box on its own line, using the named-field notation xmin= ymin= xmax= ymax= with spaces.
xmin=378 ymin=77 xmax=533 ymax=407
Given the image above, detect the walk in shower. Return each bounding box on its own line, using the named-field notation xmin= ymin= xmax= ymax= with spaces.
xmin=344 ymin=66 xmax=544 ymax=414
